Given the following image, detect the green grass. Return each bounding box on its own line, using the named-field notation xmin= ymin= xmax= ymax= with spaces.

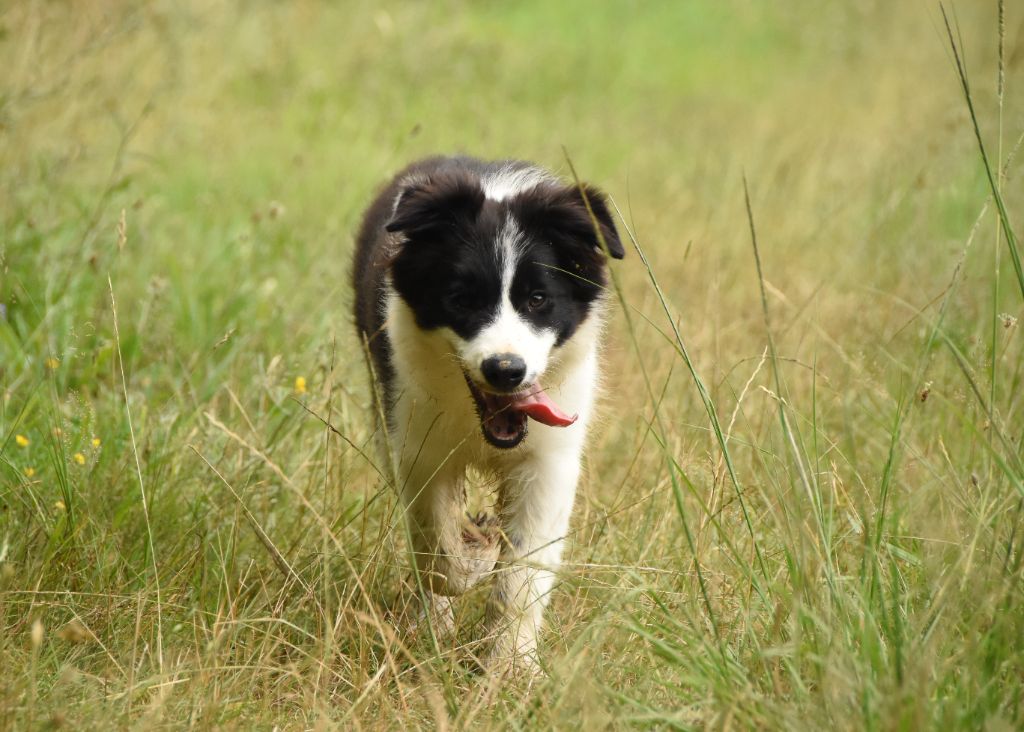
xmin=2 ymin=1 xmax=1023 ymax=728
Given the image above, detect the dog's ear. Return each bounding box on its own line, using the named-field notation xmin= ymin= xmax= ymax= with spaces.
xmin=512 ymin=183 xmax=625 ymax=259
xmin=572 ymin=184 xmax=625 ymax=259
xmin=386 ymin=172 xmax=485 ymax=236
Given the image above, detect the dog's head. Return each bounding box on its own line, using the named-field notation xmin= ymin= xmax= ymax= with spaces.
xmin=386 ymin=165 xmax=624 ymax=448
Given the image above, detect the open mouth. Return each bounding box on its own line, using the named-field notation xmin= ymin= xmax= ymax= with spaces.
xmin=464 ymin=374 xmax=578 ymax=449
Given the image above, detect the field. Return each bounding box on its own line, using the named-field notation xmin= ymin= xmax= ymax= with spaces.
xmin=2 ymin=1 xmax=1024 ymax=728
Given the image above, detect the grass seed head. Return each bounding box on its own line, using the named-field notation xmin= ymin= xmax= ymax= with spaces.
xmin=30 ymin=619 xmax=44 ymax=649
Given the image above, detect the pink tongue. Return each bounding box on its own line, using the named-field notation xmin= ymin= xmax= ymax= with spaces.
xmin=510 ymin=387 xmax=577 ymax=427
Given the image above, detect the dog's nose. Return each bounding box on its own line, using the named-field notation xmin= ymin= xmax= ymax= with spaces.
xmin=481 ymin=354 xmax=527 ymax=391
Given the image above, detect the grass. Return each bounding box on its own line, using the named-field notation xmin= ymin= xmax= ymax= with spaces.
xmin=1 ymin=0 xmax=1023 ymax=728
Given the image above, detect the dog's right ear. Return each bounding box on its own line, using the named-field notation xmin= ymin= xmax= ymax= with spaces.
xmin=386 ymin=172 xmax=485 ymax=236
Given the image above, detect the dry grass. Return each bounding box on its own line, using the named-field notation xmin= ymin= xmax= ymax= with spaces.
xmin=1 ymin=1 xmax=1023 ymax=728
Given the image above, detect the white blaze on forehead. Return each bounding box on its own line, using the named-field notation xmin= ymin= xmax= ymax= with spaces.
xmin=481 ymin=164 xmax=553 ymax=202
xmin=497 ymin=215 xmax=524 ymax=299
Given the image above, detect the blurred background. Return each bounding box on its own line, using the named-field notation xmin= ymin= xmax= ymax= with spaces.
xmin=1 ymin=1 xmax=1023 ymax=728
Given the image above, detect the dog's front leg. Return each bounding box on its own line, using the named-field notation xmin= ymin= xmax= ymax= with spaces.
xmin=485 ymin=450 xmax=581 ymax=673
xmin=398 ymin=461 xmax=463 ymax=636
xmin=402 ymin=462 xmax=500 ymax=595
xmin=398 ymin=455 xmax=500 ymax=638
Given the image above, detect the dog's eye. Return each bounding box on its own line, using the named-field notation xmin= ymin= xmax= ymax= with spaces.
xmin=527 ymin=291 xmax=547 ymax=310
xmin=448 ymin=289 xmax=475 ymax=310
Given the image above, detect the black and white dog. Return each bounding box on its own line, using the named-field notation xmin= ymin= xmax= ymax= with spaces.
xmin=353 ymin=155 xmax=623 ymax=671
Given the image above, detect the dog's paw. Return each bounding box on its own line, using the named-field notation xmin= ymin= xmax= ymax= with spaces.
xmin=452 ymin=511 xmax=500 ymax=589
xmin=392 ymin=583 xmax=456 ymax=640
xmin=462 ymin=510 xmax=499 ymax=546
xmin=417 ymin=512 xmax=501 ymax=597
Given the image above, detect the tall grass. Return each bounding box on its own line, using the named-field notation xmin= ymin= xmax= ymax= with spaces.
xmin=1 ymin=1 xmax=1022 ymax=728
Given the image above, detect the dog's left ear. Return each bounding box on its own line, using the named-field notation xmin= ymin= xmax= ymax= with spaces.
xmin=513 ymin=183 xmax=626 ymax=259
xmin=573 ymin=184 xmax=625 ymax=259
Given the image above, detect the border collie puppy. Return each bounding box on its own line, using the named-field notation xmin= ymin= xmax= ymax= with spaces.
xmin=353 ymin=155 xmax=624 ymax=672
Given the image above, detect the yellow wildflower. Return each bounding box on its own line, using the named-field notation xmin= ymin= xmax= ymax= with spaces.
xmin=54 ymin=500 xmax=66 ymax=511
xmin=24 ymin=467 xmax=35 ymax=478
xmin=294 ymin=376 xmax=307 ymax=394
xmin=73 ymin=453 xmax=85 ymax=465
xmin=45 ymin=357 xmax=59 ymax=370
xmin=91 ymin=437 xmax=101 ymax=448
xmin=15 ymin=434 xmax=29 ymax=448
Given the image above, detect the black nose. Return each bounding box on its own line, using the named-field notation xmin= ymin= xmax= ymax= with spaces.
xmin=481 ymin=354 xmax=527 ymax=391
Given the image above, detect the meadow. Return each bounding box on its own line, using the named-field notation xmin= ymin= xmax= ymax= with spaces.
xmin=1 ymin=1 xmax=1023 ymax=728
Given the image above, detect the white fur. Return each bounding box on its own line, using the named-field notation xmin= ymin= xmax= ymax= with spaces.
xmin=481 ymin=164 xmax=553 ymax=202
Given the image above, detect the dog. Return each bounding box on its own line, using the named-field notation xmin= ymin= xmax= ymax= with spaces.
xmin=352 ymin=155 xmax=624 ymax=672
